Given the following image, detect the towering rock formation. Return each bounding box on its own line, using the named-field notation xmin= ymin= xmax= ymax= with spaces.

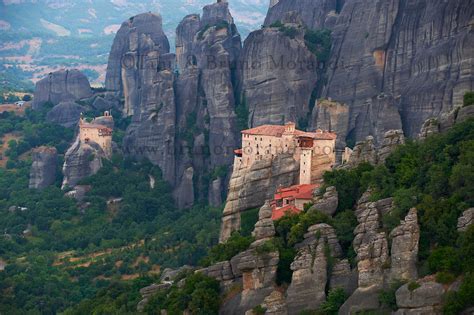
xmin=32 ymin=69 xmax=92 ymax=110
xmin=105 ymin=12 xmax=170 ymax=116
xmin=311 ymin=99 xmax=349 ymax=149
xmin=241 ymin=20 xmax=318 ymax=127
xmin=104 ymin=3 xmax=241 ymax=206
xmin=323 ymin=0 xmax=473 ymax=141
xmin=29 ymin=146 xmax=58 ymax=189
xmin=62 ymin=137 xmax=107 ymax=188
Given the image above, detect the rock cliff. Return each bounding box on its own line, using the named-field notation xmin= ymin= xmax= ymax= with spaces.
xmin=62 ymin=137 xmax=107 ymax=188
xmin=220 ymin=153 xmax=299 ymax=242
xmin=29 ymin=146 xmax=58 ymax=189
xmin=241 ymin=23 xmax=318 ymax=127
xmin=105 ymin=2 xmax=241 ymax=206
xmin=105 ymin=12 xmax=170 ymax=115
xmin=323 ymin=0 xmax=473 ymax=140
xmin=33 ymin=69 xmax=92 ymax=110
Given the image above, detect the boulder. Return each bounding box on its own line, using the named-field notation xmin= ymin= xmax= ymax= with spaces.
xmin=419 ymin=118 xmax=440 ymax=140
xmin=345 ymin=136 xmax=377 ymax=167
xmin=46 ymin=101 xmax=85 ymax=128
xmin=251 ymin=202 xmax=276 ymax=241
xmin=395 ymin=282 xmax=445 ymax=314
xmin=262 ymin=290 xmax=288 ymax=315
xmin=456 ymin=105 xmax=474 ymax=124
xmin=29 ymin=146 xmax=57 ymax=189
xmin=309 ymin=186 xmax=338 ymax=216
xmin=457 ymin=208 xmax=474 ymax=232
xmin=33 ymin=69 xmax=92 ymax=110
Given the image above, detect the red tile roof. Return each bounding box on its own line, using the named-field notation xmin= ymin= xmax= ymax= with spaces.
xmin=272 ymin=205 xmax=301 ymax=220
xmin=234 ymin=149 xmax=242 ymax=155
xmin=274 ymin=184 xmax=319 ymax=200
xmin=241 ymin=125 xmax=336 ymax=140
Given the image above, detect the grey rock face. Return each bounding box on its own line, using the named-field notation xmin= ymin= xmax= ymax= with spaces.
xmin=377 ymin=129 xmax=405 ymax=163
xmin=345 ymin=136 xmax=377 ymax=167
xmin=252 ymin=202 xmax=276 ymax=241
xmin=458 ymin=208 xmax=474 ymax=232
xmin=419 ymin=118 xmax=440 ymax=140
xmin=208 ymin=177 xmax=224 ymax=207
xmin=324 ymin=0 xmax=473 ymax=140
xmin=29 ymin=146 xmax=57 ymax=189
xmin=353 ymin=195 xmax=393 ymax=288
xmin=122 ymin=69 xmax=177 ymax=184
xmin=105 ymin=12 xmax=170 ymax=113
xmin=262 ymin=290 xmax=288 ymax=315
xmin=241 ymin=26 xmax=318 ymax=127
xmin=46 ymin=101 xmax=86 ymax=128
xmin=175 ymin=14 xmax=201 ymax=72
xmin=395 ymin=282 xmax=445 ymax=315
xmin=62 ymin=137 xmax=106 ymax=188
xmin=309 ymin=186 xmax=338 ymax=216
xmin=389 ymin=208 xmax=419 ymax=282
xmin=311 ymin=99 xmax=350 ymax=149
xmin=287 ymin=223 xmax=343 ymax=313
xmin=173 ymin=166 xmax=194 ymax=209
xmin=344 ymin=129 xmax=405 ymax=167
xmin=33 ymin=69 xmax=92 ymax=110
xmin=220 ymin=153 xmax=299 ymax=242
xmin=264 ymin=0 xmax=340 ymax=30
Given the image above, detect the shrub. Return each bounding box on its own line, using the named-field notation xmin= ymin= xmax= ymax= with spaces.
xmin=240 ymin=207 xmax=259 ymax=236
xmin=200 ymin=232 xmax=253 ymax=266
xmin=252 ymin=305 xmax=267 ymax=315
xmin=427 ymin=247 xmax=461 ymax=274
xmin=304 ymin=29 xmax=332 ymax=63
xmin=443 ymin=272 xmax=474 ymax=315
xmin=463 ymin=91 xmax=474 ymax=107
xmin=435 ymin=271 xmax=456 ymax=284
xmin=407 ymin=281 xmax=421 ymax=291
xmin=320 ymin=288 xmax=347 ymax=314
xmin=379 ymin=279 xmax=406 ymax=311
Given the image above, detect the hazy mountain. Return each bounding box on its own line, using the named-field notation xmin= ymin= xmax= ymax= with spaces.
xmin=0 ymin=0 xmax=267 ymax=86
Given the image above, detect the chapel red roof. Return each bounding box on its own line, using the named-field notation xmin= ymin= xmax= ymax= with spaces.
xmin=272 ymin=205 xmax=300 ymax=220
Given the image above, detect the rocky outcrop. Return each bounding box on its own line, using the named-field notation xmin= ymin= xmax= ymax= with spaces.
xmin=46 ymin=101 xmax=86 ymax=128
xmin=262 ymin=290 xmax=288 ymax=315
xmin=29 ymin=146 xmax=57 ymax=189
xmin=241 ymin=23 xmax=318 ymax=127
xmin=33 ymin=69 xmax=92 ymax=110
xmin=105 ymin=12 xmax=170 ymax=115
xmin=345 ymin=136 xmax=377 ymax=167
xmin=62 ymin=137 xmax=107 ymax=188
xmin=309 ymin=186 xmax=338 ymax=216
xmin=251 ymin=202 xmax=275 ymax=241
xmin=419 ymin=104 xmax=474 ymax=139
xmin=286 ymin=223 xmax=342 ymax=313
xmin=344 ymin=129 xmax=405 ymax=167
xmin=324 ymin=0 xmax=473 ymax=140
xmin=389 ymin=208 xmax=419 ymax=282
xmin=377 ymin=129 xmax=405 ymax=163
xmin=137 ymin=283 xmax=172 ymax=312
xmin=311 ymin=99 xmax=350 ymax=149
xmin=395 ymin=282 xmax=445 ymax=315
xmin=220 ymin=153 xmax=299 ymax=242
xmin=221 ymin=203 xmax=280 ymax=314
xmin=264 ymin=0 xmax=341 ymax=30
xmin=339 ymin=192 xmax=393 ymax=314
xmin=458 ymin=208 xmax=474 ymax=232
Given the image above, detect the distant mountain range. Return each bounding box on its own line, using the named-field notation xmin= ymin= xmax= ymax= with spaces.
xmin=0 ymin=0 xmax=268 ymax=87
